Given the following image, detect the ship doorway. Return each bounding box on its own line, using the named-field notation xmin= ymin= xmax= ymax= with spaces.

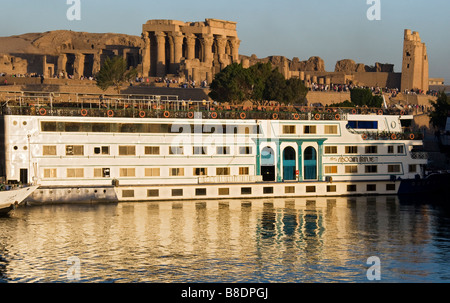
xmin=283 ymin=147 xmax=296 ymax=181
xmin=20 ymin=169 xmax=28 ymax=185
xmin=261 ymin=146 xmax=275 ymax=182
xmin=304 ymin=147 xmax=317 ymax=180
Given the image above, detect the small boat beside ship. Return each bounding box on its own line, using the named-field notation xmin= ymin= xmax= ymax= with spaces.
xmin=0 ymin=185 xmax=38 ymax=214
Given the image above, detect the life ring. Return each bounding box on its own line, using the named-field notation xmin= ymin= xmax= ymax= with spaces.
xmin=211 ymin=112 xmax=218 ymax=119
xmin=139 ymin=111 xmax=146 ymax=118
xmin=335 ymin=114 xmax=341 ymax=120
xmin=314 ymin=113 xmax=321 ymax=120
xmin=351 ymin=109 xmax=357 ymax=115
xmin=163 ymin=111 xmax=170 ymax=118
xmin=187 ymin=111 xmax=194 ymax=119
xmin=107 ymin=110 xmax=114 ymax=117
xmin=293 ymin=113 xmax=300 ymax=120
xmin=272 ymin=113 xmax=278 ymax=120
xmin=81 ymin=109 xmax=88 ymax=117
xmin=217 ymin=106 xmax=223 ymax=111
xmin=400 ymin=110 xmax=405 ymax=116
xmin=362 ymin=134 xmax=368 ymax=140
xmin=409 ymin=133 xmax=415 ymax=140
xmin=39 ymin=108 xmax=47 ymax=116
xmin=378 ymin=109 xmax=383 ymax=115
xmin=240 ymin=112 xmax=246 ymax=119
xmin=391 ymin=133 xmax=397 ymax=140
xmin=327 ymin=109 xmax=332 ymax=113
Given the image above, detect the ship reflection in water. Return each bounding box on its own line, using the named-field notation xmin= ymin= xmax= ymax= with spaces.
xmin=1 ymin=195 xmax=450 ymax=282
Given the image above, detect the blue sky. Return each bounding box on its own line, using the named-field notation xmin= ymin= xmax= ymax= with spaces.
xmin=1 ymin=0 xmax=449 ymax=81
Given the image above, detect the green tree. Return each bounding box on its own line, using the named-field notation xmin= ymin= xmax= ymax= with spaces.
xmin=283 ymin=77 xmax=308 ymax=105
xmin=429 ymin=91 xmax=450 ymax=129
xmin=96 ymin=56 xmax=137 ymax=94
xmin=247 ymin=62 xmax=273 ymax=102
xmin=208 ymin=63 xmax=251 ymax=104
xmin=350 ymin=88 xmax=383 ymax=107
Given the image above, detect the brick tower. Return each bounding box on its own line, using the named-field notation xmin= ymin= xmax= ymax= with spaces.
xmin=401 ymin=29 xmax=429 ymax=93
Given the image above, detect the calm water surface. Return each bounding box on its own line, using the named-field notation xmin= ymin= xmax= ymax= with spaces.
xmin=1 ymin=195 xmax=450 ymax=283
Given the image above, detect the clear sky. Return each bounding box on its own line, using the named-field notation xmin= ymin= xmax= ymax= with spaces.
xmin=0 ymin=0 xmax=449 ymax=81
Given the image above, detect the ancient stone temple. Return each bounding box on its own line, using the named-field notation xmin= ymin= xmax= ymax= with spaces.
xmin=141 ymin=19 xmax=240 ymax=83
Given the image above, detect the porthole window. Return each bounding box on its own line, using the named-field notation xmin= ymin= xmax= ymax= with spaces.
xmin=13 ymin=121 xmax=18 ymax=126
xmin=23 ymin=121 xmax=27 ymax=126
xmin=13 ymin=146 xmax=18 ymax=150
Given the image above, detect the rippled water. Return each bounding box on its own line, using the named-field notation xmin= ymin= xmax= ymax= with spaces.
xmin=1 ymin=195 xmax=450 ymax=283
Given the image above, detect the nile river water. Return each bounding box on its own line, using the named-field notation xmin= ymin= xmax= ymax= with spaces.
xmin=1 ymin=194 xmax=450 ymax=283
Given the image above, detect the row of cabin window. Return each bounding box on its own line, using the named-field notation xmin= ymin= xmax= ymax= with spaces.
xmin=43 ymin=145 xmax=253 ymax=156
xmin=43 ymin=166 xmax=251 ymax=179
xmin=141 ymin=183 xmax=396 ymax=198
xmin=282 ymin=125 xmax=338 ymax=135
xmin=324 ymin=164 xmax=418 ymax=174
xmin=324 ymin=145 xmax=404 ymax=155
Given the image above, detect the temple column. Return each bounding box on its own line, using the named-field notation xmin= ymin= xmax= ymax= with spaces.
xmin=57 ymin=54 xmax=67 ymax=77
xmin=92 ymin=51 xmax=102 ymax=75
xmin=216 ymin=35 xmax=227 ymax=69
xmin=141 ymin=32 xmax=151 ymax=77
xmin=202 ymin=34 xmax=214 ymax=65
xmin=155 ymin=31 xmax=166 ymax=77
xmin=230 ymin=37 xmax=241 ymax=63
xmin=172 ymin=32 xmax=184 ymax=74
xmin=185 ymin=34 xmax=196 ymax=60
xmin=73 ymin=53 xmax=85 ymax=79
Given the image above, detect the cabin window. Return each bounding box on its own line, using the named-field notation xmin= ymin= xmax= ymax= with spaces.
xmin=365 ymin=146 xmax=378 ymax=154
xmin=397 ymin=146 xmax=404 ymax=154
xmin=193 ymin=168 xmax=208 ymax=176
xmin=122 ymin=190 xmax=135 ymax=198
xmin=172 ymin=189 xmax=183 ymax=197
xmin=324 ymin=125 xmax=338 ymax=134
xmin=145 ymin=168 xmax=160 ymax=177
xmin=94 ymin=146 xmax=110 ymax=155
xmin=120 ymin=168 xmax=136 ymax=177
xmin=239 ymin=146 xmax=252 ymax=155
xmin=409 ymin=165 xmax=417 ymax=173
xmin=169 ymin=146 xmax=184 ymax=155
xmin=388 ymin=146 xmax=394 ymax=154
xmin=43 ymin=145 xmax=57 ymax=156
xmin=347 ymin=121 xmax=378 ymax=129
xmin=306 ymin=186 xmax=316 ymax=193
xmin=43 ymin=168 xmax=57 ymax=179
xmin=170 ymin=168 xmax=184 ymax=176
xmin=239 ymin=167 xmax=249 ymax=175
xmin=325 ymin=166 xmax=338 ymax=174
xmin=195 ymin=188 xmax=207 ymax=196
xmin=216 ymin=167 xmax=230 ymax=176
xmin=66 ymin=145 xmax=84 ymax=156
xmin=285 ymin=186 xmax=295 ymax=194
xmin=241 ymin=187 xmax=252 ymax=195
xmin=388 ymin=165 xmax=401 ymax=173
xmin=386 ymin=184 xmax=396 ymax=191
xmin=367 ymin=184 xmax=377 ymax=191
xmin=347 ymin=185 xmax=357 ymax=192
xmin=94 ymin=168 xmax=110 ymax=178
xmin=345 ymin=165 xmax=358 ymax=173
xmin=67 ymin=168 xmax=84 ymax=178
xmin=327 ymin=185 xmax=337 ymax=192
xmin=345 ymin=146 xmax=358 ymax=154
xmin=218 ymin=188 xmax=230 ymax=195
xmin=119 ymin=146 xmax=136 ymax=156
xmin=193 ymin=146 xmax=208 ymax=155
xmin=283 ymin=125 xmax=296 ymax=134
xmin=324 ymin=146 xmax=338 ymax=154
xmin=145 ymin=146 xmax=160 ymax=155
xmin=147 ymin=189 xmax=159 ymax=197
xmin=217 ymin=146 xmax=231 ymax=155
xmin=365 ymin=165 xmax=378 ymax=173
xmin=304 ymin=125 xmax=317 ymax=134
xmin=263 ymin=187 xmax=274 ymax=194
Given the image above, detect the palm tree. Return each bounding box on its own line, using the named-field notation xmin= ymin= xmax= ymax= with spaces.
xmin=96 ymin=56 xmax=137 ymax=94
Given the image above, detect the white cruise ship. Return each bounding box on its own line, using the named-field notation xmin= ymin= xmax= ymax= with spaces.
xmin=0 ymin=92 xmax=431 ymax=204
